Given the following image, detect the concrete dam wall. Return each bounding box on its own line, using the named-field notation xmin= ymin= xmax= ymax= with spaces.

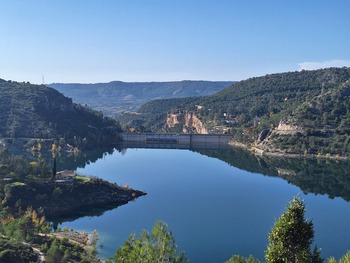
xmin=120 ymin=133 xmax=233 ymax=145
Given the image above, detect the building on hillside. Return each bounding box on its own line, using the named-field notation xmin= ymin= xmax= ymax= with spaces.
xmin=55 ymin=170 xmax=76 ymax=183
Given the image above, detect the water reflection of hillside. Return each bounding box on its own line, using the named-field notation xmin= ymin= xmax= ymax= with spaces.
xmin=116 ymin=142 xmax=350 ymax=201
xmin=193 ymin=148 xmax=350 ymax=202
xmin=8 ymin=140 xmax=350 ymax=202
xmin=3 ymin=138 xmax=119 ymax=171
xmin=53 ymin=148 xmax=115 ymax=171
xmin=48 ymin=202 xmax=125 ymax=230
xmin=10 ymin=146 xmax=116 ymax=171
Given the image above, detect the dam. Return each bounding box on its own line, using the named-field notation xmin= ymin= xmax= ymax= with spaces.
xmin=119 ymin=133 xmax=233 ymax=147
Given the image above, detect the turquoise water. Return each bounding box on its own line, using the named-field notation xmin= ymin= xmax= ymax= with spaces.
xmin=59 ymin=147 xmax=350 ymax=262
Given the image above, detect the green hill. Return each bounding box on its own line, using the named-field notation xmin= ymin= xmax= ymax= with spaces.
xmin=259 ymin=80 xmax=350 ymax=156
xmin=0 ymin=79 xmax=121 ymax=148
xmin=196 ymin=67 xmax=350 ymax=144
xmin=125 ymin=67 xmax=350 ymax=156
xmin=197 ymin=67 xmax=350 ymax=129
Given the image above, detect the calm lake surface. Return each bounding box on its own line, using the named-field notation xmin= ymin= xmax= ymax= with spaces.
xmin=57 ymin=145 xmax=350 ymax=262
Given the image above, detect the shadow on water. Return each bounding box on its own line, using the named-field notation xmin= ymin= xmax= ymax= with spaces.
xmin=47 ymin=202 xmax=128 ymax=231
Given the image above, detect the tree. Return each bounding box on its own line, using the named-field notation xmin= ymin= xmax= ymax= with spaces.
xmin=338 ymin=251 xmax=350 ymax=263
xmin=327 ymin=250 xmax=350 ymax=263
xmin=89 ymin=229 xmax=99 ymax=256
xmin=226 ymin=255 xmax=261 ymax=263
xmin=63 ymin=249 xmax=72 ymax=261
xmin=46 ymin=239 xmax=64 ymax=263
xmin=114 ymin=221 xmax=188 ymax=263
xmin=265 ymin=196 xmax=322 ymax=263
xmin=17 ymin=216 xmax=36 ymax=242
xmin=52 ymin=157 xmax=57 ymax=177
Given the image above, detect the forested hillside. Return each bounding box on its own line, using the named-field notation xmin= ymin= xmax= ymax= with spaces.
xmin=195 ymin=68 xmax=350 ymax=142
xmin=0 ymin=79 xmax=121 ymax=147
xmin=124 ymin=68 xmax=350 ymax=156
xmin=198 ymin=67 xmax=350 ymax=129
xmin=48 ymin=80 xmax=233 ymax=116
xmin=259 ymin=80 xmax=350 ymax=156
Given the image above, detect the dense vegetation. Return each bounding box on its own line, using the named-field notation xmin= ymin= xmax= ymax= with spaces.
xmin=198 ymin=67 xmax=350 ymax=127
xmin=0 ymin=235 xmax=38 ymax=262
xmin=265 ymin=80 xmax=350 ymax=156
xmin=2 ymin=178 xmax=145 ymax=217
xmin=0 ymin=207 xmax=100 ymax=262
xmin=111 ymin=221 xmax=188 ymax=263
xmin=0 ymin=79 xmax=121 ymax=148
xmin=124 ymin=67 xmax=350 ymax=157
xmin=49 ymin=80 xmax=233 ymax=116
xmin=125 ymin=68 xmax=349 ymax=129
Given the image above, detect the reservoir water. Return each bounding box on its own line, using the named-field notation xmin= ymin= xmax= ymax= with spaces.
xmin=56 ymin=145 xmax=350 ymax=262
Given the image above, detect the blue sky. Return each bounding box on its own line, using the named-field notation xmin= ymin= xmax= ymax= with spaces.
xmin=0 ymin=0 xmax=349 ymax=84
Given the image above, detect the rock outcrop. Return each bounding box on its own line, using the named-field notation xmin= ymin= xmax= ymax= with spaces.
xmin=275 ymin=120 xmax=303 ymax=135
xmin=166 ymin=111 xmax=208 ymax=134
xmin=252 ymin=119 xmax=306 ymax=155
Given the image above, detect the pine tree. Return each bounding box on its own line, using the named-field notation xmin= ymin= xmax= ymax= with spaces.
xmin=114 ymin=221 xmax=188 ymax=263
xmin=265 ymin=196 xmax=322 ymax=263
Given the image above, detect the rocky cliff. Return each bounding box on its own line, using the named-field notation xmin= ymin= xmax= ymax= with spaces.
xmin=166 ymin=111 xmax=208 ymax=134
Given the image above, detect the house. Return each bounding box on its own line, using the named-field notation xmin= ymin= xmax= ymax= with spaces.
xmin=55 ymin=170 xmax=76 ymax=182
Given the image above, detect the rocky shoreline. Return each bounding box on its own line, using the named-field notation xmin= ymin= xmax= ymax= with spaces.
xmin=229 ymin=140 xmax=350 ymax=161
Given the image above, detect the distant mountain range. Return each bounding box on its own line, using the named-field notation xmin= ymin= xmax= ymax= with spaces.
xmin=48 ymin=81 xmax=233 ymax=116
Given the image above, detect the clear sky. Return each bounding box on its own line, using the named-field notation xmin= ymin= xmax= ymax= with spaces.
xmin=1 ymin=0 xmax=350 ymax=84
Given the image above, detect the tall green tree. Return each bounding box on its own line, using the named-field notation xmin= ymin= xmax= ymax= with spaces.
xmin=114 ymin=221 xmax=188 ymax=263
xmin=46 ymin=239 xmax=64 ymax=263
xmin=265 ymin=196 xmax=322 ymax=263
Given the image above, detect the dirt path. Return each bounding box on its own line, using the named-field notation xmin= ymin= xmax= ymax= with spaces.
xmin=32 ymin=247 xmax=45 ymax=263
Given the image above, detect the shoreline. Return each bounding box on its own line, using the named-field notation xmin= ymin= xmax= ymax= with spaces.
xmin=229 ymin=140 xmax=350 ymax=161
